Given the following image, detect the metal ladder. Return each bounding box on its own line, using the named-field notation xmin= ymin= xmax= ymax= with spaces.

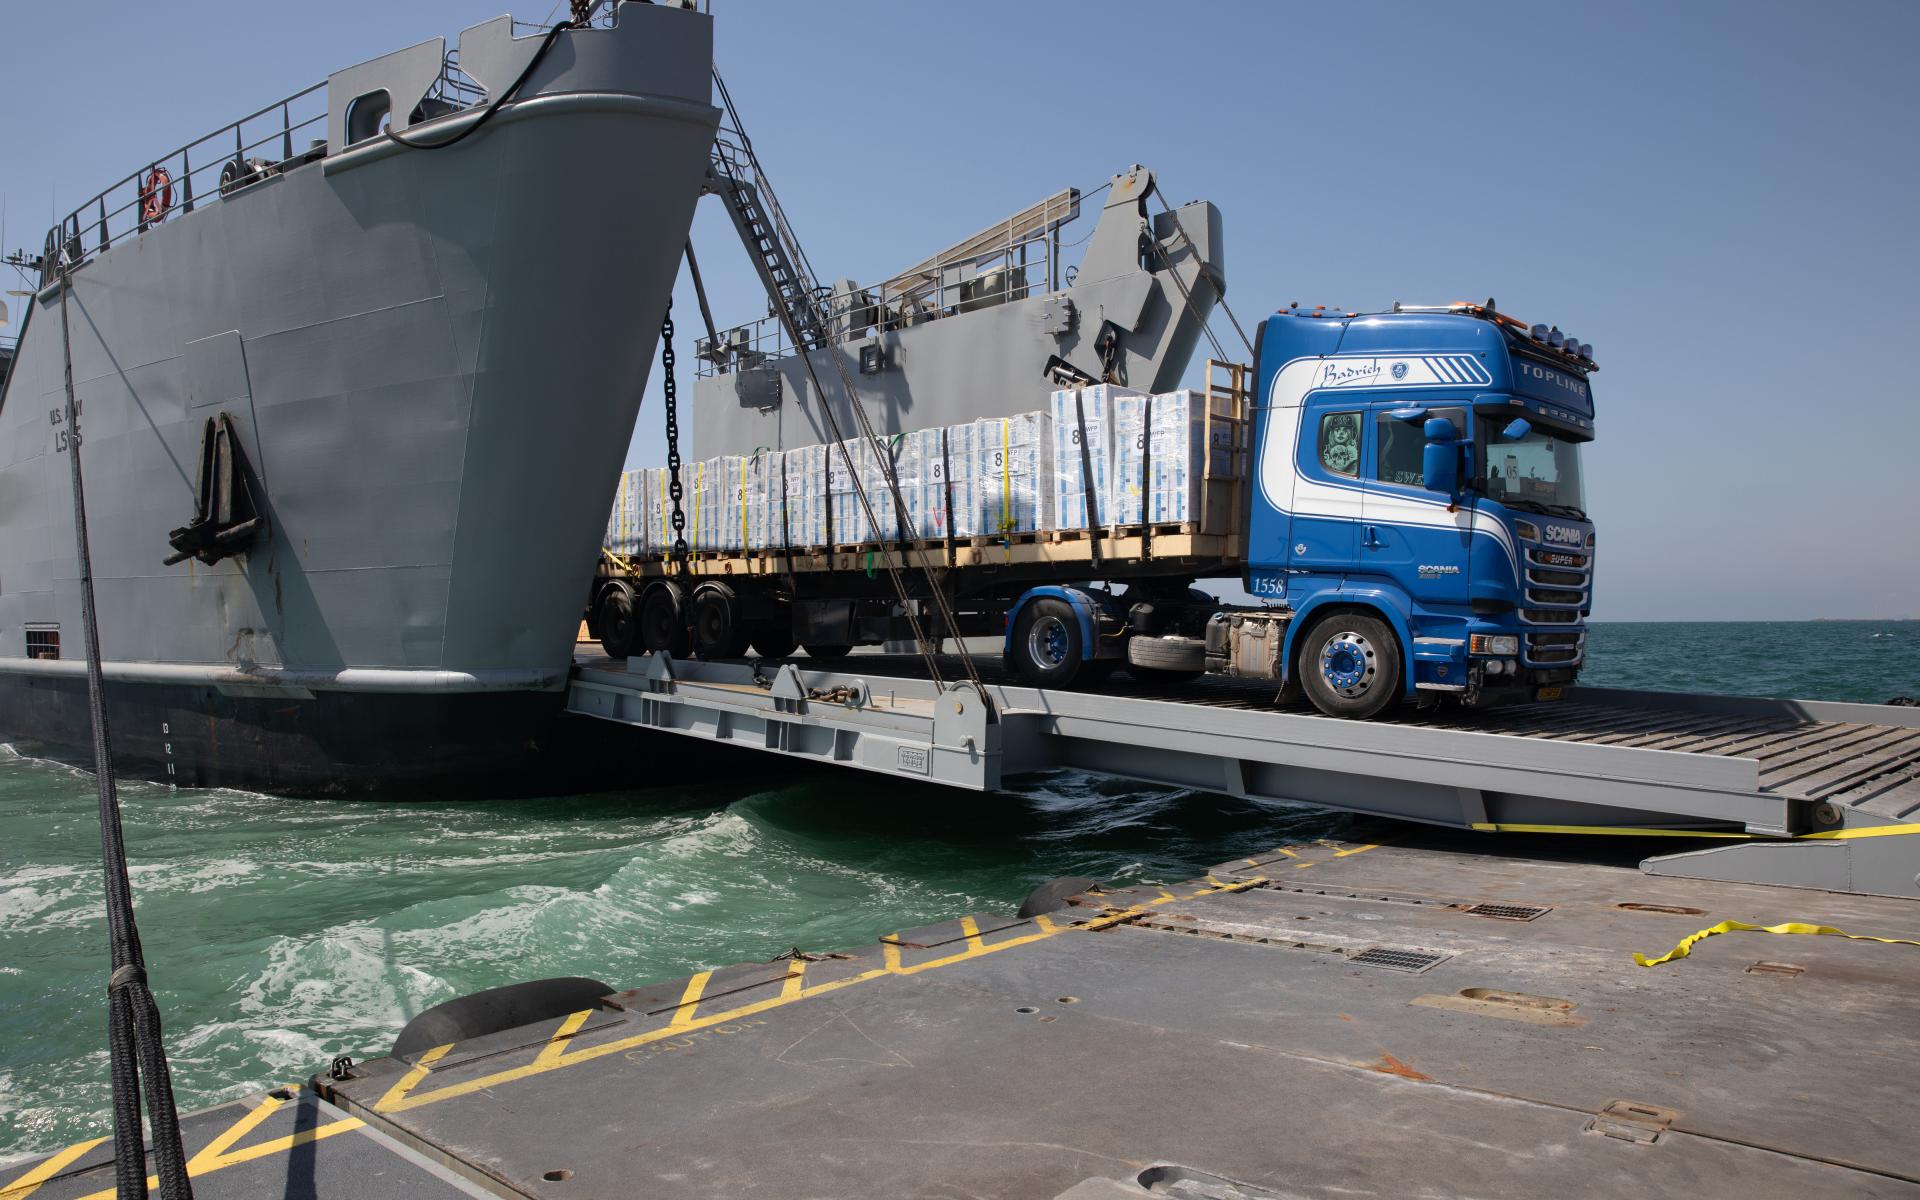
xmin=706 ymin=70 xmax=829 ymax=355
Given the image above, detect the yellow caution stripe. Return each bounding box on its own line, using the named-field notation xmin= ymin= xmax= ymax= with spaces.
xmin=1634 ymin=919 xmax=1920 ymax=968
xmin=1470 ymin=821 xmax=1920 ymax=841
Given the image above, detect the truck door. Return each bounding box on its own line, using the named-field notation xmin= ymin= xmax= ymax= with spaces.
xmin=1286 ymin=404 xmax=1363 ymax=581
xmin=1358 ymin=403 xmax=1472 ymax=608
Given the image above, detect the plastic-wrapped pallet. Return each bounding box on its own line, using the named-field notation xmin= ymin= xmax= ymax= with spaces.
xmin=822 ymin=441 xmax=867 ymax=546
xmin=905 ymin=426 xmax=973 ymax=540
xmin=1049 ymin=385 xmax=1141 ymax=534
xmin=1110 ymin=389 xmax=1224 ymax=527
xmin=650 ymin=468 xmax=679 ymax=552
xmin=864 ymin=434 xmax=909 ymax=543
xmin=721 ymin=456 xmax=750 ymax=552
xmin=690 ymin=458 xmax=721 ymax=552
xmin=741 ymin=451 xmax=772 ymax=551
xmin=604 ymin=470 xmax=646 ymax=557
xmin=783 ymin=446 xmax=822 ymax=548
xmin=973 ymin=411 xmax=1054 ymax=537
xmin=869 ymin=434 xmax=916 ymax=542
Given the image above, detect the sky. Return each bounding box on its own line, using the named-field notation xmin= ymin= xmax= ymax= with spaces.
xmin=3 ymin=1 xmax=1915 ymax=621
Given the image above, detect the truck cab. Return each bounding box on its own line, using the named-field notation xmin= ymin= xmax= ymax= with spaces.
xmin=1241 ymin=302 xmax=1596 ymax=716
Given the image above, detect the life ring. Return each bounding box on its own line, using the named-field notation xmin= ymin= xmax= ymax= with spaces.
xmin=138 ymin=166 xmax=173 ymax=227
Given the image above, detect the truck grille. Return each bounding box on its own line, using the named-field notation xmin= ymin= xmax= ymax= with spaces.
xmin=1521 ymin=608 xmax=1581 ymax=625
xmin=1526 ymin=586 xmax=1586 ymax=606
xmin=1525 ymin=631 xmax=1584 ymax=664
xmin=1518 ymin=543 xmax=1590 ymax=663
xmin=1528 ymin=567 xmax=1586 ymax=587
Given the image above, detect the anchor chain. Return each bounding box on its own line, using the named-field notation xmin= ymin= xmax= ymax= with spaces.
xmin=661 ymin=300 xmax=688 ymax=565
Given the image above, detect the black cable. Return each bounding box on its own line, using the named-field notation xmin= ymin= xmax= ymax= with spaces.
xmin=59 ymin=274 xmax=192 ymax=1199
xmin=385 ymin=19 xmax=575 ymax=152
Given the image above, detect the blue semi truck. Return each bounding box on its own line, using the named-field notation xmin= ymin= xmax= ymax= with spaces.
xmin=998 ymin=301 xmax=1595 ymax=718
xmin=596 ymin=300 xmax=1595 ymax=723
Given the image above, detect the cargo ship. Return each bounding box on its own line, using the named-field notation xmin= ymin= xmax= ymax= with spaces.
xmin=0 ymin=3 xmax=719 ymax=795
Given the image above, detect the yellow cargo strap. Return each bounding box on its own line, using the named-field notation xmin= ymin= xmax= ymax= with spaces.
xmin=1470 ymin=821 xmax=1920 ymax=841
xmin=1635 ymin=920 xmax=1920 ymax=968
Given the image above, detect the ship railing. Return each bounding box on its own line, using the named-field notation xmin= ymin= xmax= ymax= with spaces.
xmin=35 ymin=81 xmax=329 ymax=289
xmin=694 ymin=185 xmax=1080 ymax=378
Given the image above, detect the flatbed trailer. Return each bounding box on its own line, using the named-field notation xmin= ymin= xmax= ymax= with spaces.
xmin=11 ymin=832 xmax=1918 ymax=1197
xmin=567 ymin=649 xmax=1920 ymax=897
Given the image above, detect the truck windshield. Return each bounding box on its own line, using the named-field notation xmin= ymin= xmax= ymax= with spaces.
xmin=1479 ymin=424 xmax=1586 ymax=519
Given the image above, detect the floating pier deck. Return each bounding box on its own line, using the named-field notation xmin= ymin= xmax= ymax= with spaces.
xmin=566 ymin=650 xmax=1920 ymax=897
xmin=11 ymin=832 xmax=1918 ymax=1197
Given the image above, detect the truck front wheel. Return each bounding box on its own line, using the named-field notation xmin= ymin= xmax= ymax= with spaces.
xmin=1011 ymin=598 xmax=1087 ymax=688
xmin=1297 ymin=612 xmax=1402 ymax=719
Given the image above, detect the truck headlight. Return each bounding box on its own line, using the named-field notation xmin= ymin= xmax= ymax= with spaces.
xmin=1471 ymin=634 xmax=1520 ymax=656
xmin=1513 ymin=520 xmax=1540 ymax=542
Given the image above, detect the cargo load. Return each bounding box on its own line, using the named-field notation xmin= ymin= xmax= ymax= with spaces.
xmin=1111 ymin=388 xmax=1233 ymax=527
xmin=601 ymin=382 xmax=1260 ymax=557
xmin=1049 ymin=384 xmax=1141 ymax=533
xmin=973 ymin=411 xmax=1054 ymax=537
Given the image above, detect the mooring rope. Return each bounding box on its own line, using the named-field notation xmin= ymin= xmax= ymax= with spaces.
xmin=58 ymin=271 xmax=193 ymax=1199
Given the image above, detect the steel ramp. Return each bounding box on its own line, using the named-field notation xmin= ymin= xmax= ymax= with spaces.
xmin=567 ymin=651 xmax=1920 ymax=896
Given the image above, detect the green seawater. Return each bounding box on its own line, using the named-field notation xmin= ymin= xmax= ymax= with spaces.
xmin=1 ymin=620 xmax=1914 ymax=1159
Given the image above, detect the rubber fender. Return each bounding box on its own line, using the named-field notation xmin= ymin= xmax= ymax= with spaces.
xmin=1017 ymin=876 xmax=1100 ymax=919
xmin=391 ymin=976 xmax=612 ymax=1058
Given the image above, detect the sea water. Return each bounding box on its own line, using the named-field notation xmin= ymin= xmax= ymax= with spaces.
xmin=0 ymin=620 xmax=1913 ymax=1159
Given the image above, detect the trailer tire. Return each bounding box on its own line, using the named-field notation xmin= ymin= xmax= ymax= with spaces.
xmin=1297 ymin=611 xmax=1401 ymax=719
xmin=639 ymin=583 xmax=691 ymax=658
xmin=595 ymin=582 xmax=638 ymax=660
xmin=1011 ymin=597 xmax=1088 ymax=688
xmin=802 ymin=643 xmax=851 ymax=661
xmin=692 ymin=584 xmax=751 ymax=660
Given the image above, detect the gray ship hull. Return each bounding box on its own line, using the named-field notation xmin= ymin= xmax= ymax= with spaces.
xmin=0 ymin=5 xmax=718 ymax=795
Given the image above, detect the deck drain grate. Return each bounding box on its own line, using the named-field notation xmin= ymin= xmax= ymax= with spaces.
xmin=1348 ymin=947 xmax=1450 ymax=973
xmin=1464 ymin=902 xmax=1551 ymax=922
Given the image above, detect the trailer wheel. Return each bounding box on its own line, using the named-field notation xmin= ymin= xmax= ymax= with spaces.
xmin=595 ymin=582 xmax=638 ymax=660
xmin=1011 ymin=597 xmax=1087 ymax=687
xmin=1297 ymin=611 xmax=1401 ymax=719
xmin=639 ymin=583 xmax=691 ymax=657
xmin=692 ymin=585 xmax=752 ymax=660
xmin=802 ymin=643 xmax=851 ymax=661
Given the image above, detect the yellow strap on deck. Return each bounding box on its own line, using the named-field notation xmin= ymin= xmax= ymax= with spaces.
xmin=1635 ymin=919 xmax=1920 ymax=968
xmin=1470 ymin=821 xmax=1920 ymax=841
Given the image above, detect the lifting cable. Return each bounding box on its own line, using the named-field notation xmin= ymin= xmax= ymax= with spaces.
xmin=57 ymin=270 xmax=193 ymax=1199
xmin=1150 ymin=188 xmax=1253 ymax=360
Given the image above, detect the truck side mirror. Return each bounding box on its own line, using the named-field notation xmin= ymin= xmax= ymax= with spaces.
xmin=1422 ymin=417 xmax=1460 ymax=497
xmin=1502 ymin=417 xmax=1532 ymax=441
